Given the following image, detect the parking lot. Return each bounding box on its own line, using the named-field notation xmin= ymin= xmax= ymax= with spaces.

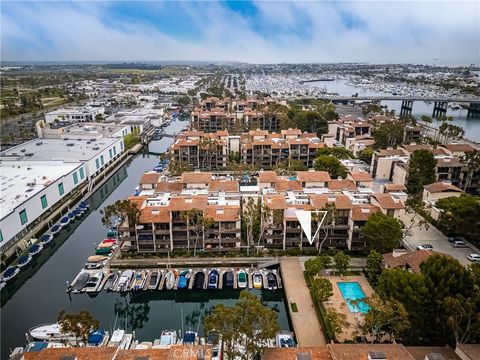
xmin=399 ymin=210 xmax=479 ymax=267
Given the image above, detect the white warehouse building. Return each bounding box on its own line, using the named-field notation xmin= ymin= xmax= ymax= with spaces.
xmin=0 ymin=160 xmax=85 ymax=249
xmin=44 ymin=106 xmax=105 ymax=124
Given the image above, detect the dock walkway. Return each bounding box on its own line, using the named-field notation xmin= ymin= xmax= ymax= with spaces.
xmin=280 ymin=257 xmax=326 ymax=347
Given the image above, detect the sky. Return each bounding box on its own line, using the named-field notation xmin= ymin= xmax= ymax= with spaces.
xmin=1 ymin=1 xmax=479 ymax=65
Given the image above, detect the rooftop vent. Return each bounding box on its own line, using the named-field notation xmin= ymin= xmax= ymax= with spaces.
xmin=368 ymin=352 xmax=386 ymax=360
xmin=92 ymin=146 xmax=100 ymax=150
xmin=425 ymin=353 xmax=444 ymax=360
xmin=67 ymin=143 xmax=75 ymax=147
xmin=20 ymin=149 xmax=26 ymax=153
xmin=36 ymin=141 xmax=43 ymax=146
xmin=296 ymin=353 xmax=312 ymax=360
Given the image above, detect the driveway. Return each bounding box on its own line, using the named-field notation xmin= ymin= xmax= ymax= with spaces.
xmin=399 ymin=210 xmax=479 ymax=267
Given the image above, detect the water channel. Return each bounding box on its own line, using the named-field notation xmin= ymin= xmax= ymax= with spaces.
xmin=311 ymin=78 xmax=480 ymax=142
xmin=0 ymin=119 xmax=291 ymax=358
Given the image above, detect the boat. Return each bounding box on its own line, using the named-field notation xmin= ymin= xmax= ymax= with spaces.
xmin=79 ymin=201 xmax=89 ymax=210
xmin=194 ymin=271 xmax=205 ymax=290
xmin=95 ymin=242 xmax=115 ymax=255
xmin=87 ymin=255 xmax=108 ymax=263
xmin=275 ymin=330 xmax=295 ymax=347
xmin=29 ymin=243 xmax=43 ymax=256
xmin=158 ymin=330 xmax=177 ymax=348
xmin=17 ymin=254 xmax=32 ymax=268
xmin=73 ymin=208 xmax=83 ymax=219
xmin=103 ymin=272 xmax=118 ymax=292
xmin=223 ymin=271 xmax=234 ymax=288
xmin=49 ymin=224 xmax=61 ymax=236
xmin=68 ymin=212 xmax=76 ymax=222
xmin=2 ymin=266 xmax=20 ymax=281
xmin=208 ymin=269 xmax=219 ymax=290
xmin=101 ymin=238 xmax=117 ymax=244
xmin=87 ymin=329 xmax=109 ymax=347
xmin=71 ymin=272 xmax=90 ymax=293
xmin=59 ymin=216 xmax=70 ymax=227
xmin=164 ymin=270 xmax=177 ymax=290
xmin=107 ymin=329 xmax=133 ymax=349
xmin=84 ymin=272 xmax=104 ymax=293
xmin=131 ymin=270 xmax=149 ymax=291
xmin=106 ymin=229 xmax=117 ymax=238
xmin=237 ymin=269 xmax=247 ymax=289
xmin=29 ymin=323 xmax=79 ymax=342
xmin=252 ymin=272 xmax=263 ymax=289
xmin=75 ymin=205 xmax=85 ymax=215
xmin=267 ymin=271 xmax=278 ymax=291
xmin=207 ymin=331 xmax=222 ymax=360
xmin=40 ymin=233 xmax=53 ymax=245
xmin=177 ymin=270 xmax=191 ymax=289
xmin=147 ymin=270 xmax=161 ymax=290
xmin=182 ymin=331 xmax=198 ymax=345
xmin=117 ymin=270 xmax=135 ymax=292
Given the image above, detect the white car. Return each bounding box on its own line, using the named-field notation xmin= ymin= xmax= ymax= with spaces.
xmin=467 ymin=254 xmax=480 ymax=262
xmin=417 ymin=244 xmax=433 ymax=250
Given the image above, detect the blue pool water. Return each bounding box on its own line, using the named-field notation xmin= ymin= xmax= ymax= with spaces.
xmin=337 ymin=282 xmax=370 ymax=313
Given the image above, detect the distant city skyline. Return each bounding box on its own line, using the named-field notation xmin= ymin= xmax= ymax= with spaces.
xmin=1 ymin=1 xmax=479 ymax=65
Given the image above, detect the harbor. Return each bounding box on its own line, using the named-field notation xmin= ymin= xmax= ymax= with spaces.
xmin=0 ymin=118 xmax=291 ymax=359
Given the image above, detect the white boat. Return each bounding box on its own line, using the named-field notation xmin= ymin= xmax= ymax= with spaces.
xmin=275 ymin=330 xmax=295 ymax=347
xmin=131 ymin=270 xmax=149 ymax=291
xmin=158 ymin=330 xmax=177 ymax=348
xmin=2 ymin=266 xmax=20 ymax=281
xmin=107 ymin=329 xmax=133 ymax=349
xmin=84 ymin=272 xmax=104 ymax=293
xmin=147 ymin=270 xmax=161 ymax=290
xmin=70 ymin=272 xmax=90 ymax=293
xmin=17 ymin=254 xmax=32 ymax=268
xmin=164 ymin=270 xmax=177 ymax=290
xmin=117 ymin=270 xmax=134 ymax=292
xmin=29 ymin=323 xmax=79 ymax=343
xmin=252 ymin=272 xmax=263 ymax=289
xmin=237 ymin=269 xmax=247 ymax=289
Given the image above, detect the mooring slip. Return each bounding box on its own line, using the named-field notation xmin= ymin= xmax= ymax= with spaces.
xmin=280 ymin=257 xmax=326 ymax=347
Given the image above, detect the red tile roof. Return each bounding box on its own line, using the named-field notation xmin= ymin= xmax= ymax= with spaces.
xmin=329 ymin=343 xmax=415 ymax=360
xmin=208 ymin=180 xmax=240 ymax=192
xmin=139 ymin=172 xmax=160 ymax=185
xmin=371 ymin=193 xmax=405 ymax=209
xmin=258 ymin=171 xmax=279 ymax=184
xmin=297 ymin=171 xmax=332 ymax=183
xmin=180 ymin=172 xmax=212 ymax=183
xmin=423 ymin=182 xmax=464 ymax=193
xmin=383 ymin=250 xmax=451 ymax=273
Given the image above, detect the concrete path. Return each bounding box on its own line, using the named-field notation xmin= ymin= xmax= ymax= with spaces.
xmin=280 ymin=257 xmax=326 ymax=346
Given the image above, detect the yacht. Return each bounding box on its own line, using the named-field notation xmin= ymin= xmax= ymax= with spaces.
xmin=193 ymin=271 xmax=205 ymax=290
xmin=40 ymin=233 xmax=53 ymax=245
xmin=2 ymin=266 xmax=20 ymax=281
xmin=49 ymin=224 xmax=61 ymax=236
xmin=237 ymin=269 xmax=247 ymax=289
xmin=117 ymin=270 xmax=134 ymax=292
xmin=252 ymin=272 xmax=263 ymax=289
xmin=177 ymin=270 xmax=191 ymax=289
xmin=84 ymin=272 xmax=104 ymax=293
xmin=182 ymin=331 xmax=198 ymax=345
xmin=147 ymin=270 xmax=161 ymax=290
xmin=103 ymin=272 xmax=118 ymax=292
xmin=59 ymin=216 xmax=70 ymax=227
xmin=29 ymin=323 xmax=78 ymax=343
xmin=70 ymin=272 xmax=90 ymax=293
xmin=223 ymin=271 xmax=234 ymax=288
xmin=17 ymin=254 xmax=32 ymax=268
xmin=267 ymin=271 xmax=278 ymax=291
xmin=164 ymin=269 xmax=177 ymax=290
xmin=207 ymin=269 xmax=219 ymax=290
xmin=158 ymin=330 xmax=177 ymax=348
xmin=29 ymin=243 xmax=43 ymax=256
xmin=131 ymin=270 xmax=149 ymax=291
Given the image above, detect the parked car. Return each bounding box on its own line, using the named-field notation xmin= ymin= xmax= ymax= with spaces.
xmin=447 ymin=237 xmax=464 ymax=243
xmin=417 ymin=244 xmax=433 ymax=250
xmin=451 ymin=240 xmax=468 ymax=248
xmin=467 ymin=254 xmax=480 ymax=262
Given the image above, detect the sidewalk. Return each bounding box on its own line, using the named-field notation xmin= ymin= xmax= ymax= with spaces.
xmin=280 ymin=257 xmax=326 ymax=346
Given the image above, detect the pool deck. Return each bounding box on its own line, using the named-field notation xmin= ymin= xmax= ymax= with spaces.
xmin=280 ymin=257 xmax=326 ymax=347
xmin=323 ymin=275 xmax=375 ymax=342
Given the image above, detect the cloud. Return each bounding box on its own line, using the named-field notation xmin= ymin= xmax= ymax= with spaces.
xmin=1 ymin=1 xmax=479 ymax=65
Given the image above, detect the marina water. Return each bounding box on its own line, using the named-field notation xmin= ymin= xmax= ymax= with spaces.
xmin=0 ymin=119 xmax=290 ymax=358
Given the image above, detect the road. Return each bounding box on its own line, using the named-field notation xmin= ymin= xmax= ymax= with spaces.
xmin=399 ymin=210 xmax=480 ymax=266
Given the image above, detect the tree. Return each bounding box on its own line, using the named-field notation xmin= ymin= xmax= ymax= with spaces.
xmin=305 ymin=257 xmax=324 ymax=278
xmin=363 ymin=295 xmax=410 ymax=342
xmin=461 ymin=149 xmax=480 ymax=191
xmin=57 ymin=310 xmax=99 ymax=345
xmin=362 ymin=103 xmax=383 ymax=118
xmin=204 ymin=291 xmax=280 ymax=360
xmin=101 ymin=199 xmax=140 ymax=234
xmin=407 ymin=149 xmax=437 ymax=195
xmin=435 ymin=195 xmax=480 ymax=244
xmin=333 ymin=251 xmax=350 ymax=276
xmin=362 ymin=212 xmax=404 ymax=253
xmin=313 ymin=155 xmax=347 ymax=178
xmin=366 ymin=250 xmax=383 ymax=284
xmin=443 ymin=294 xmax=480 ymax=344
xmin=358 ymin=148 xmax=374 ymax=165
xmin=311 ymin=277 xmax=333 ymax=302
xmin=180 ymin=208 xmax=214 ymax=255
xmin=326 ymin=308 xmax=349 ymax=338
xmin=316 ymin=147 xmax=353 ymax=159
xmin=242 ymin=197 xmax=261 ymax=254
xmin=371 ymin=119 xmax=406 ymax=148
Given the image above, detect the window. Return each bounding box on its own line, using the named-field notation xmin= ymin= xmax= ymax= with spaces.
xmin=73 ymin=172 xmax=78 ymax=185
xmin=20 ymin=209 xmax=28 ymax=225
xmin=0 ymin=230 xmax=3 ymax=243
xmin=100 ymin=155 xmax=104 ymax=165
xmin=96 ymin=158 xmax=100 ymax=169
xmin=79 ymin=167 xmax=85 ymax=179
xmin=41 ymin=194 xmax=48 ymax=209
xmin=113 ymin=146 xmax=116 ymax=155
xmin=58 ymin=182 xmax=65 ymax=196
xmin=120 ymin=142 xmax=124 ymax=150
xmin=109 ymin=149 xmax=112 ymax=159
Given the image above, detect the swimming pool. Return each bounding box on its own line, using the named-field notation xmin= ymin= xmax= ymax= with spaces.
xmin=337 ymin=282 xmax=370 ymax=313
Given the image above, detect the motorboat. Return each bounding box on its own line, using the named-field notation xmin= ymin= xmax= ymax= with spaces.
xmin=106 ymin=229 xmax=117 ymax=238
xmin=252 ymin=272 xmax=263 ymax=289
xmin=73 ymin=208 xmax=83 ymax=219
xmin=194 ymin=271 xmax=205 ymax=290
xmin=131 ymin=270 xmax=149 ymax=291
xmin=79 ymin=201 xmax=89 ymax=210
xmin=101 ymin=238 xmax=117 ymax=244
xmin=103 ymin=272 xmax=118 ymax=292
xmin=117 ymin=270 xmax=135 ymax=292
xmin=29 ymin=243 xmax=43 ymax=256
xmin=40 ymin=233 xmax=53 ymax=245
xmin=107 ymin=329 xmax=133 ymax=349
xmin=275 ymin=330 xmax=295 ymax=347
xmin=237 ymin=269 xmax=247 ymax=289
xmin=95 ymin=241 xmax=115 ymax=255
xmin=164 ymin=269 xmax=177 ymax=290
xmin=158 ymin=330 xmax=177 ymax=348
xmin=84 ymin=255 xmax=108 ymax=270
xmin=207 ymin=331 xmax=222 ymax=360
xmin=87 ymin=329 xmax=109 ymax=347
xmin=49 ymin=224 xmax=61 ymax=236
xmin=75 ymin=205 xmax=85 ymax=215
xmin=68 ymin=212 xmax=76 ymax=222
xmin=59 ymin=216 xmax=70 ymax=227
xmin=147 ymin=270 xmax=161 ymax=290
xmin=267 ymin=271 xmax=278 ymax=291
xmin=71 ymin=272 xmax=90 ymax=293
xmin=182 ymin=331 xmax=198 ymax=345
xmin=84 ymin=272 xmax=104 ymax=293
xmin=177 ymin=270 xmax=191 ymax=289
xmin=223 ymin=271 xmax=234 ymax=288
xmin=29 ymin=323 xmax=79 ymax=343
xmin=17 ymin=254 xmax=32 ymax=268
xmin=2 ymin=266 xmax=20 ymax=281
xmin=207 ymin=269 xmax=219 ymax=290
